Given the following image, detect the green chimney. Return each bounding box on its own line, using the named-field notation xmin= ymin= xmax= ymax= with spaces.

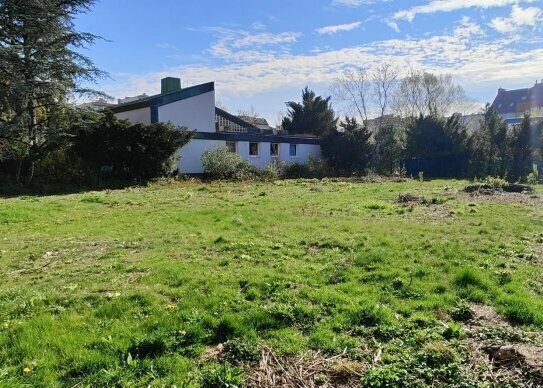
xmin=161 ymin=77 xmax=181 ymax=94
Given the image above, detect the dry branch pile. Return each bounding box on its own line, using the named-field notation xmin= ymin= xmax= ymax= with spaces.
xmin=246 ymin=346 xmax=366 ymax=388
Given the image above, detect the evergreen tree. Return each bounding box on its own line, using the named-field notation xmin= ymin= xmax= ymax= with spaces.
xmin=405 ymin=114 xmax=467 ymax=159
xmin=72 ymin=112 xmax=193 ymax=182
xmin=470 ymin=104 xmax=507 ymax=176
xmin=373 ymin=121 xmax=405 ymax=175
xmin=321 ymin=116 xmax=373 ymax=174
xmin=508 ymin=113 xmax=533 ymax=180
xmin=282 ymin=87 xmax=337 ymax=136
xmin=0 ymin=0 xmax=105 ymax=181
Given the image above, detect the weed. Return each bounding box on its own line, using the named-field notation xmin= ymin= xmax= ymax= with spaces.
xmin=200 ymin=363 xmax=244 ymax=388
xmin=223 ymin=338 xmax=259 ymax=365
xmin=450 ymin=300 xmax=473 ymax=322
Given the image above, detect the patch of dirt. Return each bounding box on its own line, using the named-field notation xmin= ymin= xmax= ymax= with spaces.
xmin=246 ymin=346 xmax=366 ymax=388
xmin=463 ymin=304 xmax=543 ymax=385
xmin=464 ymin=183 xmax=535 ymax=194
xmin=457 ymin=189 xmax=542 ymax=206
xmin=202 ymin=343 xmax=227 ymax=361
xmin=397 ymin=193 xmax=423 ymax=203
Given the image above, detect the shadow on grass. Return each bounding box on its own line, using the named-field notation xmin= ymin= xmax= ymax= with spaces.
xmin=0 ymin=179 xmax=142 ymax=198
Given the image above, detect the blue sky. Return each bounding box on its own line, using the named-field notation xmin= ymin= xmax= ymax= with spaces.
xmin=75 ymin=0 xmax=543 ymax=123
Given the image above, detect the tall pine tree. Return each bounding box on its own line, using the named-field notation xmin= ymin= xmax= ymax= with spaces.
xmin=508 ymin=113 xmax=533 ymax=180
xmin=282 ymin=87 xmax=337 ymax=137
xmin=0 ymin=0 xmax=105 ymax=181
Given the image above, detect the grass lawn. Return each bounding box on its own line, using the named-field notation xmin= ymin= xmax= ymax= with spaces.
xmin=0 ymin=179 xmax=542 ymax=386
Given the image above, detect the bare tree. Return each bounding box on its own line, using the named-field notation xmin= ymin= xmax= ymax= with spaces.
xmin=372 ymin=63 xmax=400 ymax=120
xmin=392 ymin=69 xmax=468 ymax=119
xmin=331 ymin=68 xmax=371 ymax=126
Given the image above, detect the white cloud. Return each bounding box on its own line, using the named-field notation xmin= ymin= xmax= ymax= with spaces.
xmin=205 ymin=27 xmax=301 ymax=61
xmin=102 ymin=19 xmax=543 ymax=105
xmin=454 ymin=16 xmax=485 ymax=38
xmin=316 ymin=21 xmax=362 ymax=35
xmin=490 ymin=5 xmax=543 ymax=33
xmin=394 ymin=0 xmax=536 ymax=22
xmin=386 ymin=20 xmax=400 ymax=32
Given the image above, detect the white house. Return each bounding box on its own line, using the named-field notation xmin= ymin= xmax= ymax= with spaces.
xmin=110 ymin=77 xmax=321 ymax=174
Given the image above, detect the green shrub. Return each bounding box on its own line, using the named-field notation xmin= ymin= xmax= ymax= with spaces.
xmin=73 ymin=112 xmax=192 ymax=182
xmin=526 ymin=163 xmax=539 ymax=185
xmin=261 ymin=161 xmax=280 ymax=181
xmin=201 ymin=146 xmax=252 ymax=180
xmin=482 ymin=176 xmax=507 ymax=188
xmin=281 ymin=156 xmax=333 ymax=179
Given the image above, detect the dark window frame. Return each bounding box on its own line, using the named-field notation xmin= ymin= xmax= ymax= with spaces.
xmin=249 ymin=142 xmax=259 ymax=156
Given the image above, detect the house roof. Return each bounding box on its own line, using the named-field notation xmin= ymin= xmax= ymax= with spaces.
xmin=195 ymin=131 xmax=320 ymax=145
xmin=215 ymin=107 xmax=260 ymax=132
xmin=492 ymin=82 xmax=543 ymax=114
xmin=109 ymin=82 xmax=215 ymax=114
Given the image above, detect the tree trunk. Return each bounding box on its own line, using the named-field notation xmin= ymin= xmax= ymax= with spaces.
xmin=26 ymin=99 xmax=36 ymax=184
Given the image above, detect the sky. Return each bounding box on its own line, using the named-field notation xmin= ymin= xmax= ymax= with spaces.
xmin=75 ymin=0 xmax=543 ymax=124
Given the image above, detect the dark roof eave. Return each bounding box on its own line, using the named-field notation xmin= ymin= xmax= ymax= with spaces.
xmin=109 ymin=82 xmax=215 ymax=114
xmin=194 ymin=131 xmax=320 ymax=145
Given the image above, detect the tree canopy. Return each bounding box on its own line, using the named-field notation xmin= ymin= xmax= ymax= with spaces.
xmin=405 ymin=114 xmax=468 ymax=159
xmin=321 ymin=116 xmax=373 ymax=174
xmin=282 ymin=87 xmax=337 ymax=136
xmin=0 ymin=0 xmax=105 ymax=181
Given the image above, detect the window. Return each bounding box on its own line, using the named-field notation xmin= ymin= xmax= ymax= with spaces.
xmin=226 ymin=141 xmax=236 ymax=153
xmin=270 ymin=143 xmax=279 ymax=157
xmin=249 ymin=142 xmax=259 ymax=156
xmin=289 ymin=144 xmax=297 ymax=157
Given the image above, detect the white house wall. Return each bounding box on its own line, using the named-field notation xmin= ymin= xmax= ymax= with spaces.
xmin=178 ymin=139 xmax=321 ymax=174
xmin=115 ymin=107 xmax=151 ymax=124
xmin=158 ymin=91 xmax=216 ymax=132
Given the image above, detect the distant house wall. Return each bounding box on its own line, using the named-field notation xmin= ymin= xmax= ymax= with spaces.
xmin=177 ymin=139 xmax=224 ymax=174
xmin=158 ymin=91 xmax=215 ymax=132
xmin=178 ymin=139 xmax=321 ymax=174
xmin=115 ymin=107 xmax=151 ymax=124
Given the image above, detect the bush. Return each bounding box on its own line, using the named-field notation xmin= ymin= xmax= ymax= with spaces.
xmin=201 ymin=146 xmax=260 ymax=180
xmin=281 ymin=156 xmax=333 ymax=179
xmin=482 ymin=176 xmax=507 ymax=188
xmin=73 ymin=112 xmax=193 ymax=183
xmin=201 ymin=146 xmax=246 ymax=179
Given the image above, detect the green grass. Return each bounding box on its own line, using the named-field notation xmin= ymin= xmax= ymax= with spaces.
xmin=0 ymin=179 xmax=542 ymax=386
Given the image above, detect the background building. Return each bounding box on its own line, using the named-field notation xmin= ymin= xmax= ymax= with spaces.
xmin=492 ymin=81 xmax=543 ymax=126
xmin=109 ymin=77 xmax=321 ymax=174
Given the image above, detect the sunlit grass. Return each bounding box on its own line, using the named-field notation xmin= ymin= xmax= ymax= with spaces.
xmin=0 ymin=179 xmax=541 ymax=386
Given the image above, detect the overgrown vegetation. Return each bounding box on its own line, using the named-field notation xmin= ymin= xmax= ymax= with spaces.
xmin=0 ymin=179 xmax=541 ymax=386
